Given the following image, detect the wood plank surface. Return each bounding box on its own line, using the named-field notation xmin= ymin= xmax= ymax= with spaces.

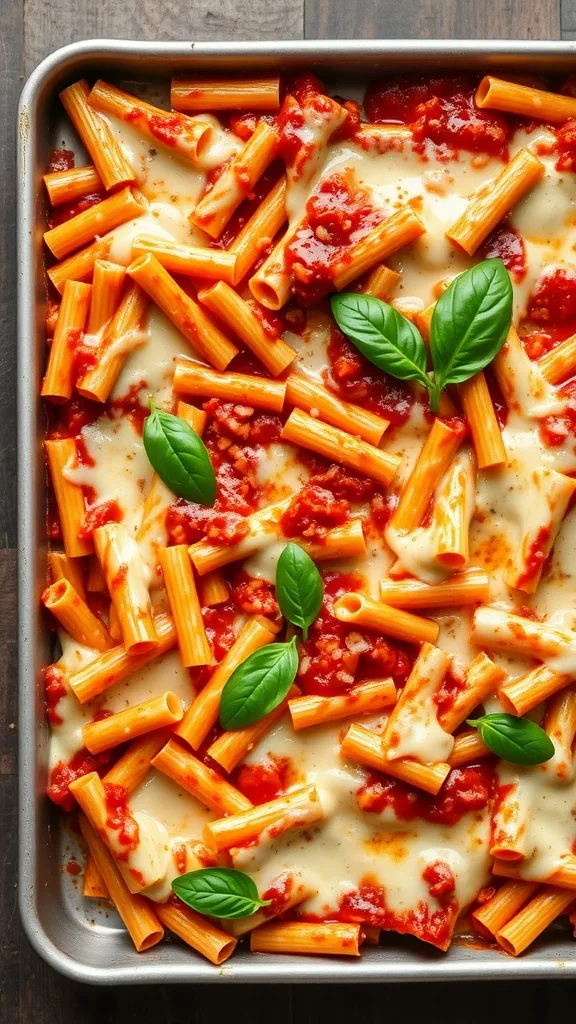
xmin=3 ymin=0 xmax=576 ymax=1019
xmin=307 ymin=0 xmax=560 ymax=38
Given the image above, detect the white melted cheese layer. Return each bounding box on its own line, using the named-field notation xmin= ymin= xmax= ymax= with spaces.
xmin=235 ymin=717 xmax=490 ymax=919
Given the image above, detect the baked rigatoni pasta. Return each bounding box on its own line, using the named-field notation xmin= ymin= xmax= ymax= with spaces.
xmin=42 ymin=280 xmax=91 ymax=401
xmin=41 ymin=68 xmax=576 ymax=967
xmin=191 ymin=121 xmax=278 ymax=239
xmin=170 ymin=76 xmax=281 ymax=112
xmin=44 ymin=163 xmax=102 ymax=206
xmin=59 ymin=79 xmax=136 ymax=191
xmin=126 ymin=253 xmax=238 ymax=371
xmin=446 ymin=148 xmax=545 ymax=255
xmin=88 ymin=80 xmax=216 ymax=164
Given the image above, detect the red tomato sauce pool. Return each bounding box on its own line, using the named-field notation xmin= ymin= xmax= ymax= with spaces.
xmin=47 ymin=748 xmax=112 ymax=811
xmin=356 ymin=762 xmax=495 ymax=826
xmin=297 ymin=571 xmax=412 ymax=697
xmin=479 ymin=223 xmax=527 ymax=281
xmin=234 ymin=755 xmax=295 ymax=805
xmin=364 ymin=75 xmax=510 ymax=157
xmin=286 ymin=170 xmax=384 ymax=305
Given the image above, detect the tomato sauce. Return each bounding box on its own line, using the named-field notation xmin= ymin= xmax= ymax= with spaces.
xmin=194 ymin=602 xmax=238 ymax=690
xmin=528 ymin=266 xmax=576 ymax=325
xmin=44 ymin=664 xmax=67 ymax=725
xmin=167 ymin=399 xmax=285 ymax=545
xmin=479 ymin=223 xmax=527 ymax=281
xmin=280 ymin=483 xmax=350 ymax=540
xmin=48 ymin=148 xmax=75 ymax=173
xmin=422 ymin=860 xmax=456 ymax=899
xmin=231 ymin=570 xmax=279 ymax=617
xmin=515 ymin=524 xmax=552 ymax=589
xmin=167 ymin=499 xmax=249 ymax=546
xmin=297 ymin=571 xmax=412 ymax=697
xmin=147 ymin=112 xmax=185 ymax=148
xmin=277 ymin=76 xmax=331 ymax=175
xmin=310 ymin=462 xmax=377 ymax=502
xmin=78 ymin=499 xmax=123 ymax=543
xmin=286 ymin=170 xmax=384 ymax=305
xmin=46 ymin=396 xmax=101 ymax=440
xmin=325 ymin=326 xmax=414 ymax=426
xmin=261 ymin=872 xmax=294 ymax=917
xmin=234 ymin=755 xmax=294 ymax=805
xmin=301 ymin=877 xmax=457 ymax=950
xmin=554 ymin=117 xmax=576 ymax=171
xmin=103 ymin=782 xmax=140 ymax=857
xmin=227 ymin=111 xmax=277 ymax=142
xmin=365 ymin=75 xmax=510 ymax=157
xmin=73 ymin=339 xmax=98 ymax=381
xmin=356 ymin=763 xmax=495 ymax=826
xmin=107 ymin=382 xmax=149 ymax=436
xmin=433 ymin=667 xmax=468 ymax=723
xmin=47 ymin=747 xmax=112 ymax=811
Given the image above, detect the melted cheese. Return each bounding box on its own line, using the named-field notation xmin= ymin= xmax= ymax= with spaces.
xmin=65 ymin=416 xmax=151 ymax=537
xmin=235 ymin=717 xmax=489 ymax=919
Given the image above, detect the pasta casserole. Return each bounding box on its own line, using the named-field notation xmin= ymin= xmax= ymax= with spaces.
xmin=40 ymin=69 xmax=576 ymax=963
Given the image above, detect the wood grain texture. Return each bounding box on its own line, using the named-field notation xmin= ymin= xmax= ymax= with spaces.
xmin=0 ymin=0 xmax=22 ymax=549
xmin=562 ymin=0 xmax=576 ymax=31
xmin=306 ymin=0 xmax=560 ymax=38
xmin=3 ymin=0 xmax=576 ymax=1018
xmin=23 ymin=0 xmax=304 ymax=72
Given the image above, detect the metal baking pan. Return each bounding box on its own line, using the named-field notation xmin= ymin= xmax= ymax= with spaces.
xmin=17 ymin=38 xmax=576 ymax=984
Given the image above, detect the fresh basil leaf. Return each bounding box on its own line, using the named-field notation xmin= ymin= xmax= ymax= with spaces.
xmin=143 ymin=399 xmax=216 ymax=506
xmin=466 ymin=712 xmax=554 ymax=766
xmin=430 ymin=258 xmax=512 ymax=391
xmin=220 ymin=637 xmax=299 ymax=730
xmin=276 ymin=543 xmax=323 ymax=641
xmin=331 ymin=293 xmax=431 ymax=389
xmin=172 ymin=868 xmax=270 ymax=919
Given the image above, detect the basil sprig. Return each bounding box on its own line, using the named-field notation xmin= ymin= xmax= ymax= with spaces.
xmin=331 ymin=258 xmax=513 ymax=413
xmin=466 ymin=713 xmax=554 ymax=766
xmin=220 ymin=637 xmax=299 ymax=729
xmin=143 ymin=399 xmax=216 ymax=505
xmin=172 ymin=868 xmax=270 ymax=919
xmin=276 ymin=543 xmax=323 ymax=641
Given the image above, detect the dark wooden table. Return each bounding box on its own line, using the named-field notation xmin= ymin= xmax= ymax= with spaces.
xmin=3 ymin=0 xmax=576 ymax=1019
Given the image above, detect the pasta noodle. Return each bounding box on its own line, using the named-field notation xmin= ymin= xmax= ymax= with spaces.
xmin=59 ymin=79 xmax=136 ymax=191
xmin=89 ymin=80 xmax=216 ymax=163
xmin=127 ymin=254 xmax=238 ymax=370
xmin=446 ymin=148 xmax=544 ymax=255
xmin=197 ymin=281 xmax=296 ymax=376
xmin=171 ymin=77 xmax=281 ymax=112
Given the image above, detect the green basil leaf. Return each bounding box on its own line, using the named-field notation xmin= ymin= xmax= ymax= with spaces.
xmin=466 ymin=712 xmax=554 ymax=766
xmin=276 ymin=543 xmax=323 ymax=642
xmin=143 ymin=400 xmax=216 ymax=506
xmin=330 ymin=293 xmax=430 ymax=389
xmin=220 ymin=637 xmax=299 ymax=730
xmin=430 ymin=258 xmax=512 ymax=390
xmin=172 ymin=868 xmax=270 ymax=919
